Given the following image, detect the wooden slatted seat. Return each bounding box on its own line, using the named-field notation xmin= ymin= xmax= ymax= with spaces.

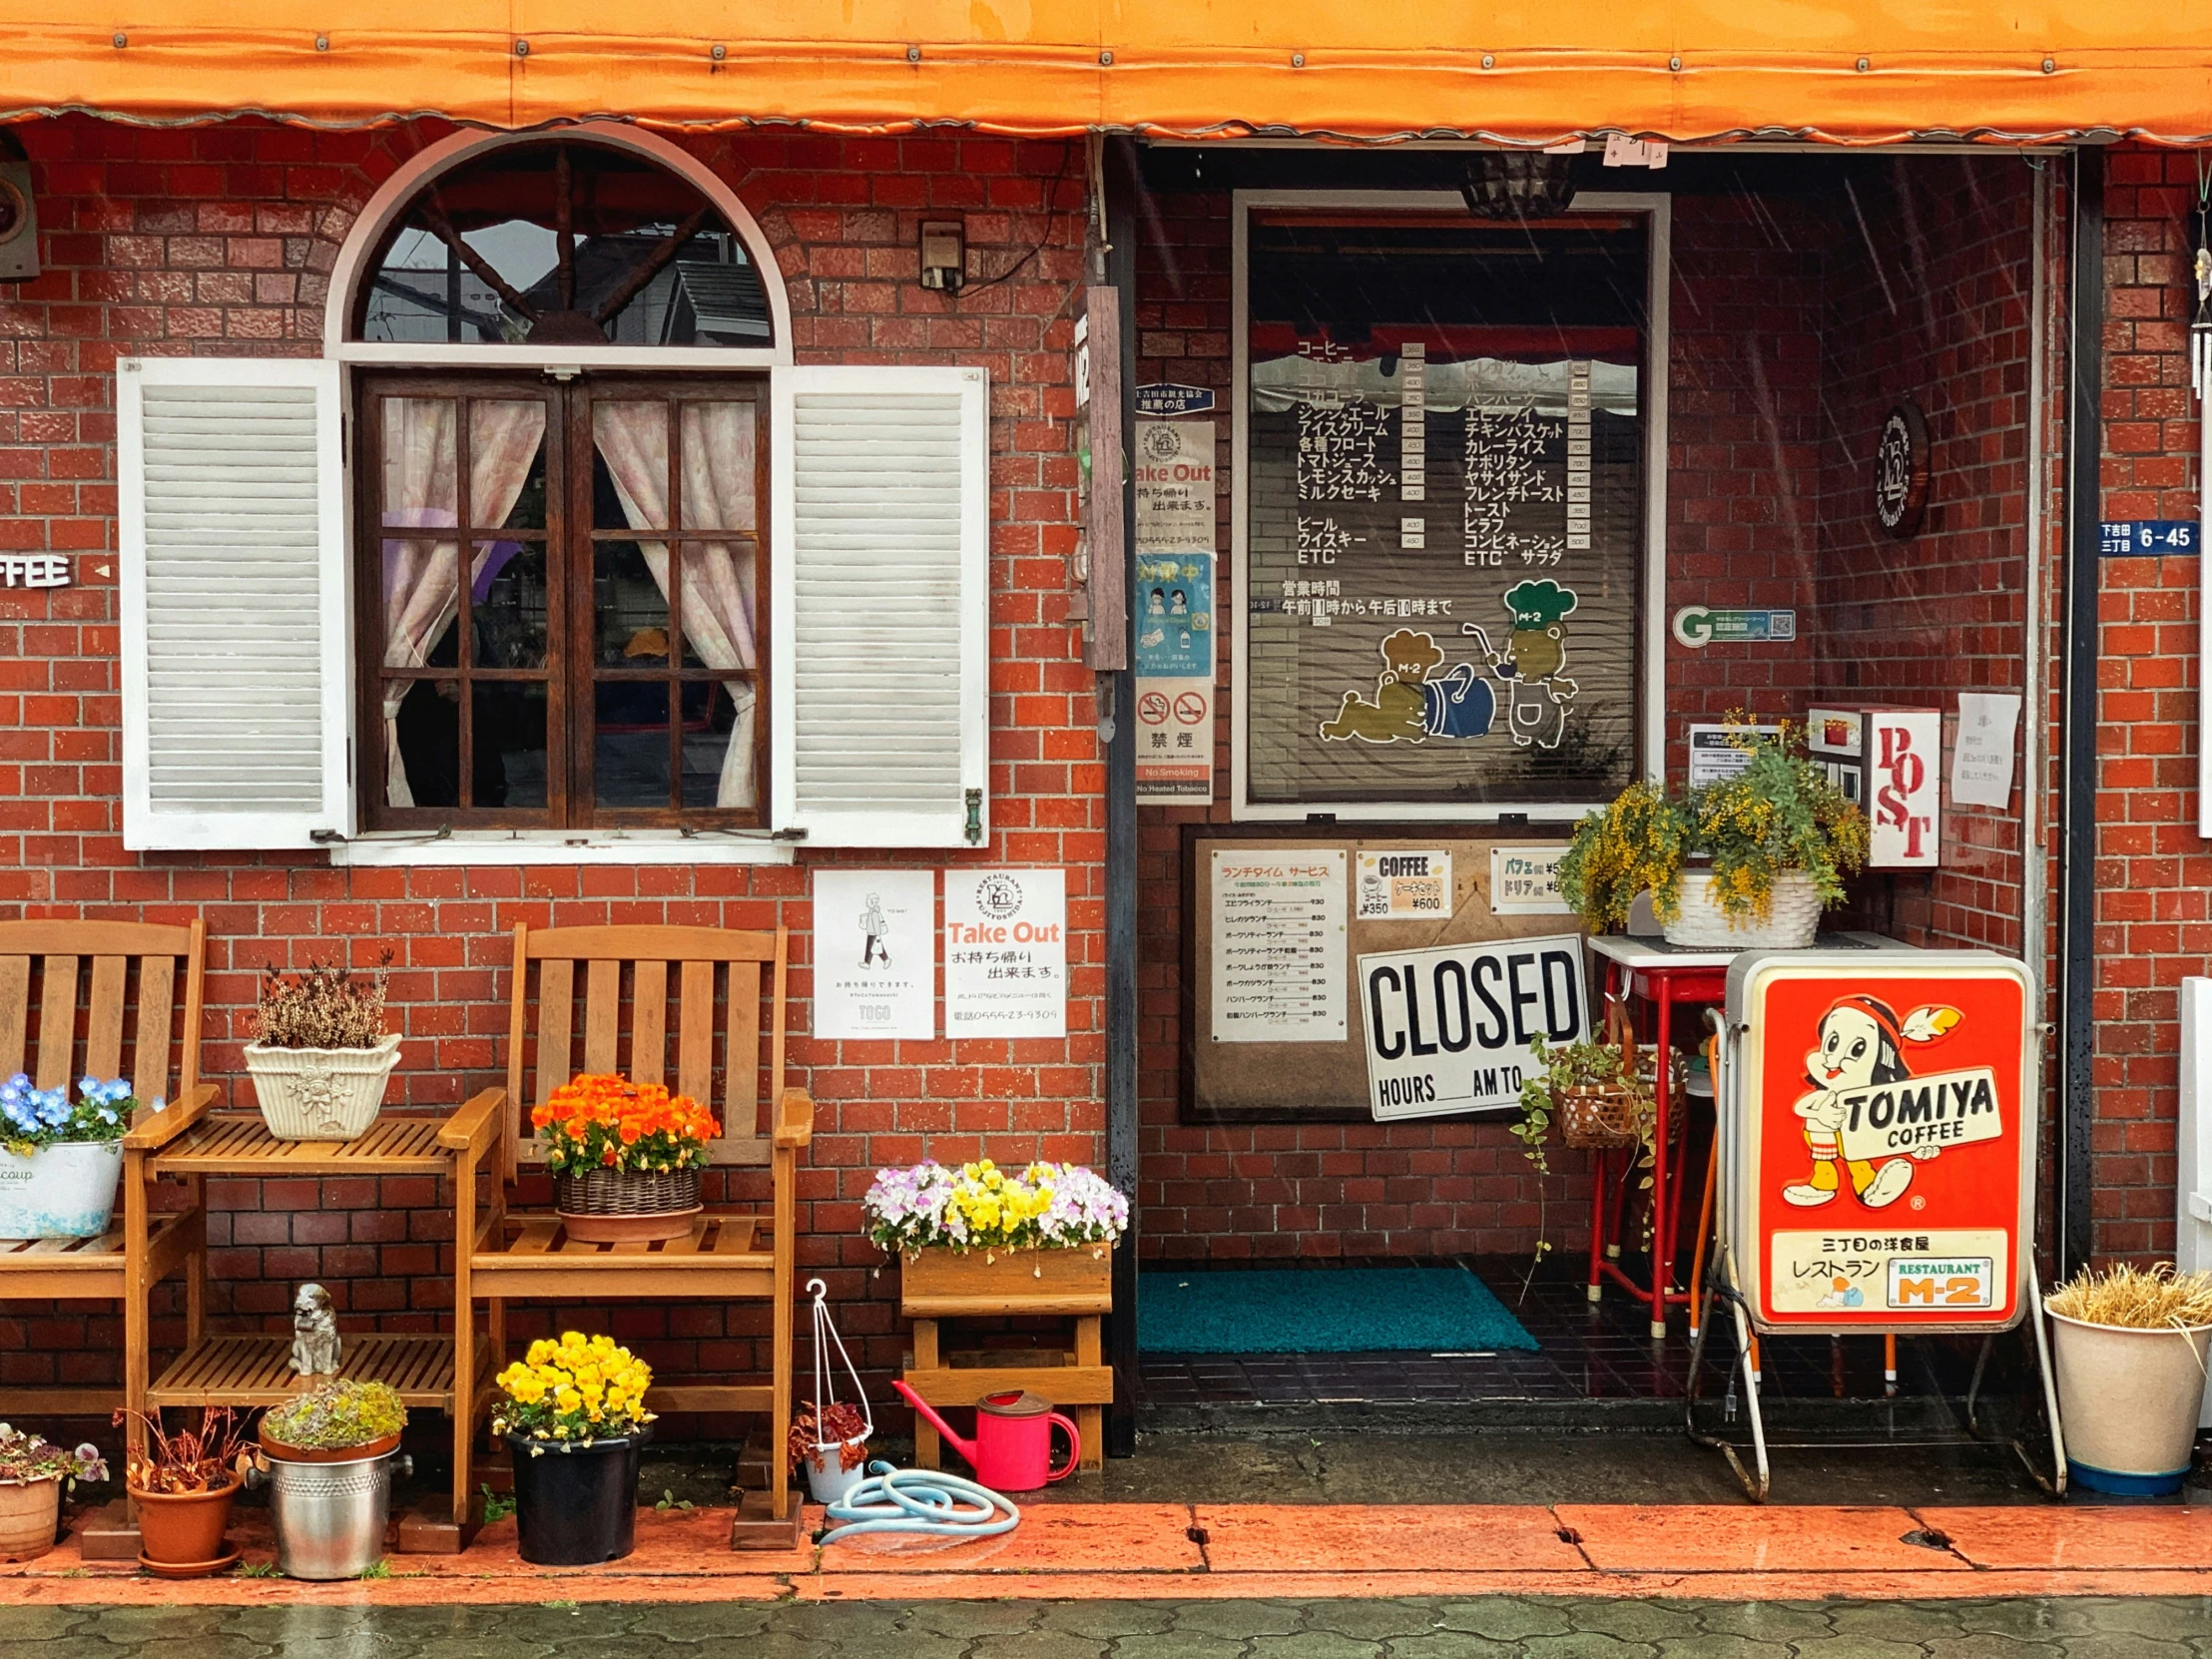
xmin=0 ymin=919 xmax=212 ymax=1420
xmin=451 ymin=922 xmax=814 ymax=1538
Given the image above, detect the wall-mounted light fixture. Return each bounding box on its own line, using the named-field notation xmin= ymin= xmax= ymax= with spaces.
xmin=918 ymin=220 xmax=966 ymax=291
xmin=0 ymin=134 xmax=38 ymax=284
xmin=1459 ymin=152 xmax=1578 ymax=221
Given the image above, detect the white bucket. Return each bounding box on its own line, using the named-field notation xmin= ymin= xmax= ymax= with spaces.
xmin=0 ymin=1140 xmax=124 ymax=1240
xmin=1662 ymin=870 xmax=1822 ymax=949
xmin=802 ymin=1436 xmax=871 ymax=1505
xmin=2046 ymin=1306 xmax=2212 ymax=1494
xmin=245 ymin=1035 xmax=401 ymax=1141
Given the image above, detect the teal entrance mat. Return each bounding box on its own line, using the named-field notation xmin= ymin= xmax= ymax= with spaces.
xmin=1136 ymin=1266 xmax=1539 ymax=1355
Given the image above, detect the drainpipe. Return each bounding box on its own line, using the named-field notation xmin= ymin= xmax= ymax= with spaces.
xmin=2057 ymin=146 xmax=2103 ymax=1278
xmin=1101 ymin=138 xmax=1141 ymax=1457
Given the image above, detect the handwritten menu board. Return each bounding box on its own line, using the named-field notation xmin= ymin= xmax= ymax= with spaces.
xmin=1209 ymin=848 xmax=1347 ymax=1042
xmin=1243 ymin=215 xmax=1647 ymax=811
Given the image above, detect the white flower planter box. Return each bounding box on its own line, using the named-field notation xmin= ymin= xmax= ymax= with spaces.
xmin=1661 ymin=869 xmax=1822 ymax=950
xmin=244 ymin=1034 xmax=402 ymax=1141
xmin=0 ymin=1140 xmax=123 ymax=1240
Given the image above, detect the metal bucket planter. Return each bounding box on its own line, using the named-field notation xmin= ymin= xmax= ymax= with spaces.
xmin=2047 ymin=1308 xmax=2212 ymax=1494
xmin=244 ymin=1034 xmax=402 ymax=1141
xmin=1661 ymin=870 xmax=1822 ymax=950
xmin=0 ymin=1140 xmax=123 ymax=1240
xmin=505 ymin=1426 xmax=649 ymax=1565
xmin=257 ymin=1447 xmax=409 ymax=1580
xmin=0 ymin=1476 xmax=60 ymax=1562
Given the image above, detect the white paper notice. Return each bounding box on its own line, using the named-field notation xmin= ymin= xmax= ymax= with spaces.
xmin=1211 ymin=848 xmax=1347 ymax=1043
xmin=1951 ymin=692 xmax=2021 ymax=809
xmin=1490 ymin=845 xmax=1574 ymax=914
xmin=1356 ymin=849 xmax=1450 ymax=920
xmin=944 ymin=869 xmax=1067 ymax=1038
xmin=812 ymin=871 xmax=935 ymax=1040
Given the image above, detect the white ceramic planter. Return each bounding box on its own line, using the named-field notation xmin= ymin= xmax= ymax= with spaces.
xmin=801 ymin=1436 xmax=871 ymax=1505
xmin=0 ymin=1140 xmax=124 ymax=1240
xmin=244 ymin=1034 xmax=402 ymax=1141
xmin=2047 ymin=1306 xmax=2212 ymax=1494
xmin=1661 ymin=869 xmax=1822 ymax=949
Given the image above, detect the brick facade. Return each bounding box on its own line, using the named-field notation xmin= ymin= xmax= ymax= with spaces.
xmin=0 ymin=114 xmax=1099 ymax=1398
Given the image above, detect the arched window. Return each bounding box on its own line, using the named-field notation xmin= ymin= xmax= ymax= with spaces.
xmin=351 ymin=139 xmax=773 ymax=348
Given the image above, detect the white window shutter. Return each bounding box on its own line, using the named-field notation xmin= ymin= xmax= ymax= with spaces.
xmin=120 ymin=357 xmax=350 ymax=850
xmin=771 ymin=364 xmax=989 ymax=847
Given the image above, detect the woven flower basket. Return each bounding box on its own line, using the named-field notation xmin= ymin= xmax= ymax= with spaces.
xmin=1557 ymin=1003 xmax=1648 ymax=1152
xmin=552 ymin=1167 xmax=703 ymax=1244
xmin=1661 ymin=869 xmax=1822 ymax=950
xmin=244 ymin=1034 xmax=401 ymax=1142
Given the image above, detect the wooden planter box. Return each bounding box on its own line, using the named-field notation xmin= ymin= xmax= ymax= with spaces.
xmin=897 ymin=1246 xmax=1114 ymax=1319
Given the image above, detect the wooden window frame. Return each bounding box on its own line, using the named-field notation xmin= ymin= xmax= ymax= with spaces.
xmin=354 ymin=369 xmax=771 ymax=832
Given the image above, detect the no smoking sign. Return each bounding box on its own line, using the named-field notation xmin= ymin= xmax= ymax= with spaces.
xmin=1138 ymin=691 xmax=1172 ymax=726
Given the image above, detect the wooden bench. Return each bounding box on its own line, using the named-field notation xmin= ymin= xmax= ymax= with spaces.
xmin=454 ymin=922 xmax=814 ymax=1544
xmin=0 ymin=919 xmax=212 ymax=1425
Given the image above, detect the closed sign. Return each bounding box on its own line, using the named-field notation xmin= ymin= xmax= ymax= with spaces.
xmin=1358 ymin=935 xmax=1589 ymax=1121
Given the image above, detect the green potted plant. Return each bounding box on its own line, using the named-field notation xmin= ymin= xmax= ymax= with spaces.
xmin=254 ymin=1380 xmax=410 ymax=1580
xmin=1509 ymin=1032 xmax=1657 ymax=1260
xmin=0 ymin=1424 xmax=107 ymax=1562
xmin=116 ymin=1405 xmax=249 ymax=1576
xmin=0 ymin=1074 xmax=140 ymax=1240
xmin=1558 ymin=726 xmax=1867 ymax=948
xmin=244 ymin=954 xmax=400 ymax=1141
xmin=2044 ymin=1263 xmax=2212 ymax=1494
xmin=492 ymin=1332 xmax=656 ymax=1565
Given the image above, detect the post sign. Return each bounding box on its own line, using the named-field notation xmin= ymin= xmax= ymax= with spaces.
xmin=1357 ymin=934 xmax=1590 ymax=1121
xmin=1723 ymin=949 xmax=2034 ymax=1333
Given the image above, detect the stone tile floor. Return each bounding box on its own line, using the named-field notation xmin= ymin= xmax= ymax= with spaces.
xmin=6 ymin=1594 xmax=2212 ymax=1656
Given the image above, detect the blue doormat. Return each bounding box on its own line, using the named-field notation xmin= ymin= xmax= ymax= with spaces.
xmin=1136 ymin=1266 xmax=1539 ymax=1355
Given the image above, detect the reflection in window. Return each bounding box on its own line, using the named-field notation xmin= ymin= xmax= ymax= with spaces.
xmin=356 ymin=141 xmax=772 ymax=347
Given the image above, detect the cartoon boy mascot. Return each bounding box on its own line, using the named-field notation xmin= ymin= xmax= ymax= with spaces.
xmin=1784 ymin=995 xmax=1960 ymax=1209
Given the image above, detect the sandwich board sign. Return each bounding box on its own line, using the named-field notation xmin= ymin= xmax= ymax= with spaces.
xmin=1721 ymin=949 xmax=2035 ymax=1334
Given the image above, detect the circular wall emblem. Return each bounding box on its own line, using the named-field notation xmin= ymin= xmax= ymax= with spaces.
xmin=1140 ymin=423 xmax=1182 ymax=462
xmin=1875 ymin=399 xmax=1930 ymax=540
xmin=973 ymin=873 xmax=1023 ymax=919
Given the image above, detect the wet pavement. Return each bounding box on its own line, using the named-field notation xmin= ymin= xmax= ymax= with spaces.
xmin=6 ymin=1595 xmax=2212 ymax=1656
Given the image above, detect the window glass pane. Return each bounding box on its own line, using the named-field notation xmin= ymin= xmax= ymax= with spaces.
xmin=391 ymin=679 xmax=462 ymax=808
xmin=470 ymin=400 xmax=548 ymax=527
xmin=1245 ymin=215 xmax=1645 ymax=808
xmin=678 ymin=401 xmax=757 ymax=531
xmin=380 ymin=398 xmax=455 ymax=529
xmin=677 ymin=542 xmax=758 ymax=671
xmin=381 ymin=540 xmax=459 ymax=669
xmin=594 ymin=539 xmax=670 ymax=666
xmin=474 ymin=682 xmax=548 ymax=810
xmin=595 ymin=681 xmax=671 ymax=808
xmin=593 ymin=402 xmax=670 ymax=529
xmin=471 ymin=541 xmax=547 ymax=669
xmin=353 ymin=142 xmax=764 ymax=346
xmin=681 ymin=682 xmax=756 ymax=810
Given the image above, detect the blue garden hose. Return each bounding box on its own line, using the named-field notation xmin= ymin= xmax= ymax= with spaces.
xmin=818 ymin=1460 xmax=1021 ymax=1545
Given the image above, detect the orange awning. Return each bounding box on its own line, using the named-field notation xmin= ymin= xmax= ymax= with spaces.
xmin=2 ymin=1 xmax=2207 ymax=144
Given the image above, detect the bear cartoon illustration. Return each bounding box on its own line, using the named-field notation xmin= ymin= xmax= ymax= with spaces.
xmin=1783 ymin=996 xmax=1961 ymax=1210
xmin=1320 ymin=629 xmax=1444 ymax=744
xmin=1468 ymin=580 xmax=1580 ymax=749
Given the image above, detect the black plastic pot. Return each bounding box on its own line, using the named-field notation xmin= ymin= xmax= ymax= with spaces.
xmin=503 ymin=1425 xmax=650 ymax=1565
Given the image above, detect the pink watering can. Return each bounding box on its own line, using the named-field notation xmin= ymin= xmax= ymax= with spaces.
xmin=891 ymin=1381 xmax=1080 ymax=1492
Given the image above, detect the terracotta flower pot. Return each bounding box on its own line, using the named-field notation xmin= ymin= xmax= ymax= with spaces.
xmin=259 ymin=1425 xmax=404 ymax=1464
xmin=131 ymin=1479 xmax=239 ymax=1568
xmin=0 ymin=1476 xmax=60 ymax=1562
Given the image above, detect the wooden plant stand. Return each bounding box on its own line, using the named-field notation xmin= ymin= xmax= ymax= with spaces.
xmin=896 ymin=1247 xmax=1112 ymax=1474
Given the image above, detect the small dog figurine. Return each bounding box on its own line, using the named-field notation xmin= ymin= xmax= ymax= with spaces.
xmin=289 ymin=1282 xmax=340 ymax=1377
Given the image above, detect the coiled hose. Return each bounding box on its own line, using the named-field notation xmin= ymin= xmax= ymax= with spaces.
xmin=818 ymin=1461 xmax=1021 ymax=1545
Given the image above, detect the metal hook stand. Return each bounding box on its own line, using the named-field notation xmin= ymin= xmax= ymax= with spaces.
xmin=1683 ymin=1014 xmax=2068 ymax=1502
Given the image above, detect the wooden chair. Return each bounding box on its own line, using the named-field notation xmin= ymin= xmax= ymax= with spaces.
xmin=0 ymin=919 xmax=212 ymax=1425
xmin=450 ymin=922 xmax=815 ymax=1541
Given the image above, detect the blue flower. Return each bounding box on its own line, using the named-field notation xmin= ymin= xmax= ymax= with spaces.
xmin=78 ymin=1076 xmax=97 ymax=1098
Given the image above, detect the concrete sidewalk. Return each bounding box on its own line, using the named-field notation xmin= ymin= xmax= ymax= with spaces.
xmin=6 ymin=1500 xmax=2211 ymax=1606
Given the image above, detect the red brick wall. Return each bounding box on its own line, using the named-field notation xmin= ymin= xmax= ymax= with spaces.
xmin=1810 ymin=157 xmax=2038 ymax=955
xmin=2084 ymin=145 xmax=2205 ymax=1260
xmin=0 ymin=115 xmax=1099 ymax=1399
